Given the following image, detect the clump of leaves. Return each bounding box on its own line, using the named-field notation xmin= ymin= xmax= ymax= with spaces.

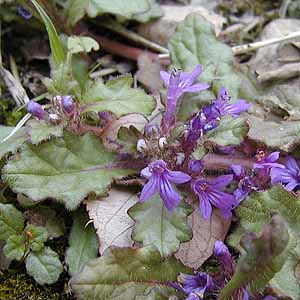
xmin=1 ymin=3 xmax=300 ymax=300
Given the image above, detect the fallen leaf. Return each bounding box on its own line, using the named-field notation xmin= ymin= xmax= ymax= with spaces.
xmin=175 ymin=200 xmax=231 ymax=269
xmin=136 ymin=53 xmax=163 ymax=93
xmin=86 ymin=188 xmax=138 ymax=255
xmin=137 ymin=5 xmax=225 ymax=46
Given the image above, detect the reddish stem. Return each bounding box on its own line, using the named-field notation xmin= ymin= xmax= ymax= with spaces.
xmin=202 ymin=153 xmax=254 ymax=170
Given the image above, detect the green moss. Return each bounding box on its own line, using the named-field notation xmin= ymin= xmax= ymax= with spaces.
xmin=0 ymin=271 xmax=73 ymax=300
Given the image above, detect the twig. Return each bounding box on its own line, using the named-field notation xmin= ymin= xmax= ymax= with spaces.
xmin=89 ymin=34 xmax=170 ymax=65
xmin=89 ymin=68 xmax=117 ymax=79
xmin=257 ymin=63 xmax=300 ymax=83
xmin=158 ymin=30 xmax=300 ymax=59
xmin=99 ymin=19 xmax=169 ymax=54
xmin=232 ymin=30 xmax=300 ymax=55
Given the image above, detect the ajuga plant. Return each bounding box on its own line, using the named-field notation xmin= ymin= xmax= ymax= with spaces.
xmin=1 ymin=2 xmax=300 ymax=300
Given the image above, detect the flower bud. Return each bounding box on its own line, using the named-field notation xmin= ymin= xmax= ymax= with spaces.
xmin=61 ymin=95 xmax=74 ymax=114
xmin=188 ymin=160 xmax=203 ymax=174
xmin=144 ymin=124 xmax=159 ymax=139
xmin=27 ymin=100 xmax=45 ymax=120
xmin=158 ymin=137 xmax=167 ymax=151
xmin=137 ymin=139 xmax=147 ymax=153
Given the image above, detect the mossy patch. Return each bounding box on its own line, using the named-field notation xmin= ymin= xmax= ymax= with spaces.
xmin=0 ymin=270 xmax=74 ymax=300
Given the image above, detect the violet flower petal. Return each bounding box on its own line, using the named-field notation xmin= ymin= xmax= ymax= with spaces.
xmin=158 ymin=176 xmax=181 ymax=211
xmin=140 ymin=176 xmax=158 ymax=202
xmin=199 ymin=195 xmax=213 ymax=219
xmin=160 ymin=71 xmax=170 ymax=86
xmin=183 ymin=82 xmax=210 ymax=93
xmin=209 ymin=174 xmax=233 ymax=189
xmin=166 ymin=171 xmax=191 ymax=184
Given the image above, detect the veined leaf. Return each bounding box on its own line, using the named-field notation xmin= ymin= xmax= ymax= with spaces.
xmin=3 ymin=132 xmax=135 ymax=210
xmin=220 ymin=214 xmax=290 ymax=300
xmin=65 ymin=0 xmax=162 ymax=26
xmin=3 ymin=235 xmax=25 ymax=261
xmin=70 ymin=246 xmax=190 ymax=300
xmin=81 ymin=76 xmax=155 ymax=117
xmin=66 ymin=209 xmax=99 ymax=275
xmin=229 ymin=186 xmax=300 ymax=299
xmin=205 ymin=116 xmax=249 ymax=147
xmin=0 ymin=203 xmax=24 ymax=240
xmin=128 ymin=193 xmax=192 ymax=258
xmin=27 ymin=119 xmax=64 ymax=145
xmin=25 ymin=247 xmax=63 ymax=285
xmin=25 ymin=225 xmax=48 ymax=252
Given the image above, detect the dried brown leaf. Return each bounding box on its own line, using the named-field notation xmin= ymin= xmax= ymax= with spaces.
xmin=86 ymin=188 xmax=138 ymax=255
xmin=175 ymin=202 xmax=231 ymax=269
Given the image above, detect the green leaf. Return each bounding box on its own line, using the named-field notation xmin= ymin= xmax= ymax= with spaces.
xmin=25 ymin=247 xmax=63 ymax=285
xmin=25 ymin=225 xmax=48 ymax=252
xmin=0 ymin=126 xmax=28 ymax=159
xmin=128 ymin=193 xmax=192 ymax=258
xmin=65 ymin=0 xmax=162 ymax=26
xmin=229 ymin=186 xmax=300 ymax=299
xmin=82 ymin=76 xmax=155 ymax=117
xmin=27 ymin=120 xmax=64 ymax=145
xmin=117 ymin=126 xmax=142 ymax=154
xmin=220 ymin=214 xmax=290 ymax=300
xmin=3 ymin=132 xmax=135 ymax=210
xmin=205 ymin=116 xmax=249 ymax=146
xmin=30 ymin=0 xmax=65 ymax=65
xmin=3 ymin=235 xmax=25 ymax=261
xmin=247 ymin=115 xmax=300 ymax=152
xmin=0 ymin=203 xmax=24 ymax=240
xmin=169 ymin=14 xmax=241 ymax=100
xmin=67 ymin=36 xmax=99 ymax=54
xmin=70 ymin=246 xmax=190 ymax=300
xmin=66 ymin=209 xmax=99 ymax=276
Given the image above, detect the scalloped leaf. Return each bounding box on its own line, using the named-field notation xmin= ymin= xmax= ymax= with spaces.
xmin=220 ymin=214 xmax=290 ymax=300
xmin=25 ymin=247 xmax=63 ymax=285
xmin=70 ymin=246 xmax=190 ymax=300
xmin=205 ymin=116 xmax=249 ymax=147
xmin=27 ymin=120 xmax=63 ymax=145
xmin=128 ymin=193 xmax=192 ymax=258
xmin=0 ymin=203 xmax=24 ymax=240
xmin=81 ymin=76 xmax=155 ymax=117
xmin=229 ymin=186 xmax=300 ymax=299
xmin=67 ymin=36 xmax=99 ymax=54
xmin=66 ymin=209 xmax=99 ymax=276
xmin=0 ymin=126 xmax=28 ymax=159
xmin=3 ymin=132 xmax=135 ymax=210
xmin=65 ymin=0 xmax=162 ymax=26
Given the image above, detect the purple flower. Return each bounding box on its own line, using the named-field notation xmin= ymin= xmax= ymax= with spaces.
xmin=61 ymin=95 xmax=74 ymax=114
xmin=17 ymin=6 xmax=32 ymax=20
xmin=270 ymin=156 xmax=300 ymax=191
xmin=192 ymin=175 xmax=236 ymax=219
xmin=212 ymin=87 xmax=251 ymax=117
xmin=160 ymin=65 xmax=209 ymax=132
xmin=171 ymin=272 xmax=215 ymax=300
xmin=253 ymin=151 xmax=283 ymax=170
xmin=213 ymin=241 xmax=234 ymax=276
xmin=188 ymin=160 xmax=203 ymax=175
xmin=140 ymin=160 xmax=191 ymax=211
xmin=264 ymin=296 xmax=277 ymax=300
xmin=27 ymin=100 xmax=45 ymax=120
xmin=231 ymin=165 xmax=259 ymax=204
